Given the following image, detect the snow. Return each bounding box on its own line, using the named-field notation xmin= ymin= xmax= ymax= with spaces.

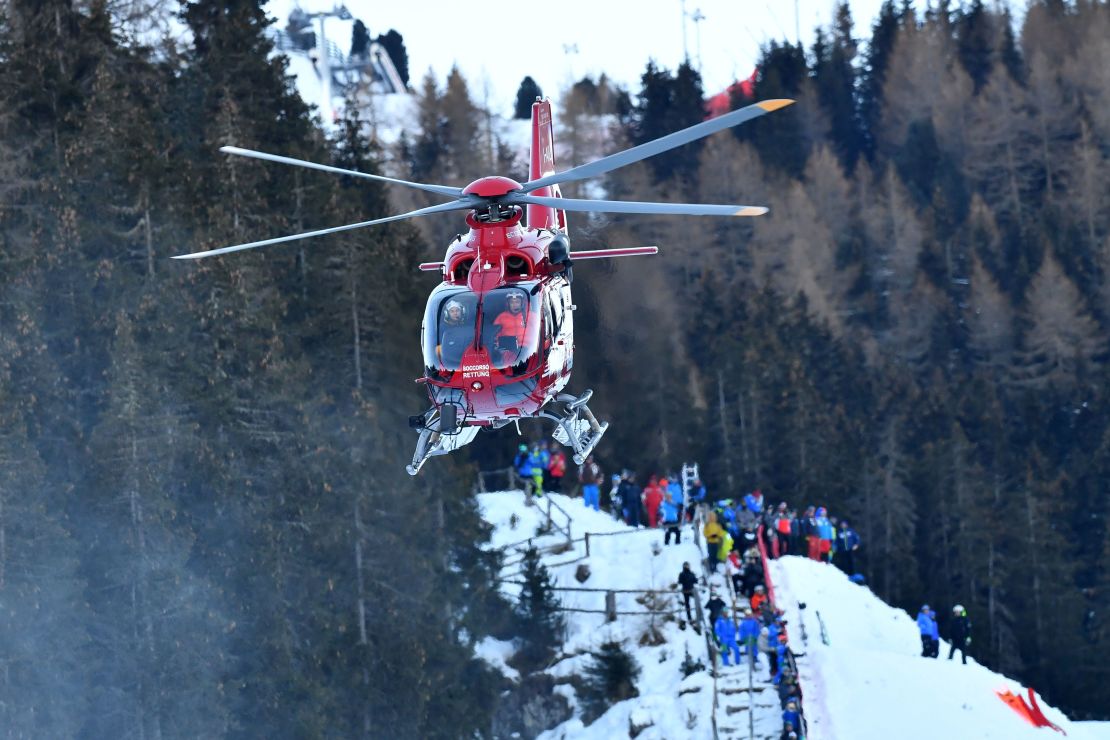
xmin=479 ymin=491 xmax=726 ymax=740
xmin=474 ymin=635 xmax=520 ymax=681
xmin=476 ymin=490 xmax=1101 ymax=740
xmin=769 ymin=555 xmax=1094 ymax=740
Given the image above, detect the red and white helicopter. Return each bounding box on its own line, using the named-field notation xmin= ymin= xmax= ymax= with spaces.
xmin=176 ymin=97 xmax=793 ymax=474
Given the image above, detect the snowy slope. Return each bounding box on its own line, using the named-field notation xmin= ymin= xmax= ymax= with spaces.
xmin=477 ymin=492 xmax=1096 ymax=740
xmin=479 ymin=491 xmax=748 ymax=740
xmin=770 ymin=555 xmax=1091 ymax=740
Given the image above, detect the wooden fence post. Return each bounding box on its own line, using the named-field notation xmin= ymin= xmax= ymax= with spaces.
xmin=584 ymin=532 xmax=590 ymax=557
xmin=605 ymin=591 xmax=617 ymax=623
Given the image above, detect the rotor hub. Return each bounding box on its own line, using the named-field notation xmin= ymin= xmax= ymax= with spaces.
xmin=462 ymin=176 xmax=522 ymax=199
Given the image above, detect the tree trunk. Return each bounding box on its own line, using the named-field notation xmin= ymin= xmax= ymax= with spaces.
xmin=738 ymin=383 xmax=751 ymax=479
xmin=1024 ymin=486 xmax=1043 ymax=659
xmin=350 ymin=257 xmax=362 ymax=391
xmin=716 ymin=369 xmax=735 ymax=490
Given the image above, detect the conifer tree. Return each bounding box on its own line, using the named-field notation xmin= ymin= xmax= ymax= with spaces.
xmin=955 ymin=0 xmax=993 ymax=93
xmin=0 ymin=389 xmax=90 ymax=737
xmin=860 ymin=0 xmax=901 ymax=160
xmin=515 ymin=546 xmax=564 ymax=671
xmin=514 ymin=75 xmax=542 ymax=119
xmin=375 ymin=29 xmax=409 ymax=88
xmin=579 ymin=640 xmax=641 ymax=722
xmin=629 ymin=61 xmax=705 ymax=182
xmin=350 ymin=19 xmax=370 ymax=58
xmin=1015 ymin=254 xmax=1106 ymax=388
xmin=812 ymin=3 xmax=865 ymax=170
xmin=737 ymin=41 xmax=810 ymax=177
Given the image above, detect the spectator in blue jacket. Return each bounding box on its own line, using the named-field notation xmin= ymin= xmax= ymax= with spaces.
xmin=667 ymin=478 xmax=684 ymax=507
xmin=578 ymin=455 xmax=603 ymax=511
xmin=814 ymin=507 xmax=834 ymax=562
xmin=618 ymin=472 xmax=642 ymax=527
xmin=686 ymin=478 xmax=706 ymax=521
xmin=514 ymin=443 xmax=532 ymax=479
xmin=715 ymin=609 xmax=742 ymax=666
xmin=738 ymin=609 xmax=762 ymax=665
xmin=917 ymin=605 xmax=939 ymax=658
xmin=661 ymin=492 xmax=683 ymax=545
xmin=744 ymin=488 xmax=765 ymax=514
xmin=609 ymin=473 xmax=623 ymax=520
xmin=782 ymin=700 xmax=802 ymax=735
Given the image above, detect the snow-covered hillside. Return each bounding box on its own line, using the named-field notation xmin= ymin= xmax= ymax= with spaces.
xmin=477 ymin=490 xmax=1098 ymax=740
xmin=770 ymin=556 xmax=1090 ymax=739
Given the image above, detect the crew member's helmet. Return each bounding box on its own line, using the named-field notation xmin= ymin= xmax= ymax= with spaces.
xmin=443 ymin=299 xmax=467 ymax=323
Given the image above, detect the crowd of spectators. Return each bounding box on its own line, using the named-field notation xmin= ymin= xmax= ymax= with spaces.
xmin=704 ymin=493 xmax=863 ymax=579
xmin=506 ymin=448 xmax=880 ymax=739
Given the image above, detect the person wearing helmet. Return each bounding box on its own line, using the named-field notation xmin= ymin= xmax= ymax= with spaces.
xmin=751 ymin=583 xmax=768 ymax=613
xmin=948 ymin=605 xmax=971 ymax=664
xmin=438 ymin=298 xmax=471 ymax=367
xmin=492 ymin=289 xmax=528 ymax=361
xmin=513 ymin=442 xmax=533 ymax=484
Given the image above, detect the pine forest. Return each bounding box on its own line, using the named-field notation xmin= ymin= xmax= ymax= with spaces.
xmin=0 ymin=0 xmax=1108 ymax=736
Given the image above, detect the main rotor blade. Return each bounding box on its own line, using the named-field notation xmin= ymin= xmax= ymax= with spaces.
xmin=513 ymin=194 xmax=767 ymax=217
xmin=521 ymin=99 xmax=794 ymax=192
xmin=173 ymin=199 xmax=477 ymax=260
xmin=220 ymin=146 xmax=464 ymax=198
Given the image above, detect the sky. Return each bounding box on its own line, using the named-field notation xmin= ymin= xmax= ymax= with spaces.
xmin=268 ymin=0 xmax=890 ymax=114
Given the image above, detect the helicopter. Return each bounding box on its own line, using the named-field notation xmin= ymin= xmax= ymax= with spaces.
xmin=175 ymin=97 xmax=793 ymax=474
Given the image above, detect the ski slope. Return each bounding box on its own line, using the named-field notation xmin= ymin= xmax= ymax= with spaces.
xmin=477 ymin=490 xmax=1099 ymax=740
xmin=770 ymin=555 xmax=1091 ymax=740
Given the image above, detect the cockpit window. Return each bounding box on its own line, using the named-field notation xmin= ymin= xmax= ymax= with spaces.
xmin=421 ymin=283 xmax=541 ymax=374
xmin=481 ymin=285 xmax=541 ymax=370
xmin=422 ymin=287 xmax=479 ymax=372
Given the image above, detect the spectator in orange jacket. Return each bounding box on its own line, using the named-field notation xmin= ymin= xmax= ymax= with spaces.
xmin=750 ymin=584 xmax=768 ymax=613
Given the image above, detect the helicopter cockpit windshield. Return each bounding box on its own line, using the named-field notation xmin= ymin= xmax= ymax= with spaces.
xmin=481 ymin=286 xmax=540 ymax=370
xmin=422 ymin=283 xmax=541 ymax=374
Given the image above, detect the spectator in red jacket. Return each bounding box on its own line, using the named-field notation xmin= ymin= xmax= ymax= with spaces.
xmin=643 ymin=476 xmax=664 ymax=528
xmin=547 ymin=446 xmax=567 ymax=492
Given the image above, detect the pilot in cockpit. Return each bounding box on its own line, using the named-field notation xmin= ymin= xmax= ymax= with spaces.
xmin=438 ymin=298 xmax=471 ymax=367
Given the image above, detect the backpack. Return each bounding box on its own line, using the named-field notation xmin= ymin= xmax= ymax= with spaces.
xmin=719 ymin=531 xmax=734 ymax=560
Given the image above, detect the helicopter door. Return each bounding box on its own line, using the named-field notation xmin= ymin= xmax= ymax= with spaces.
xmin=544 ymin=277 xmax=572 ymax=377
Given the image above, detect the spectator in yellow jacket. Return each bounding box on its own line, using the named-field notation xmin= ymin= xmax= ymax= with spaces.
xmin=704 ymin=511 xmax=725 ymax=572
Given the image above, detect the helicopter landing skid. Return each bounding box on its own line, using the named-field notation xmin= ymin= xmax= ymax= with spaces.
xmin=543 ymin=390 xmax=609 ymax=465
xmin=406 ymin=404 xmax=478 ymax=476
